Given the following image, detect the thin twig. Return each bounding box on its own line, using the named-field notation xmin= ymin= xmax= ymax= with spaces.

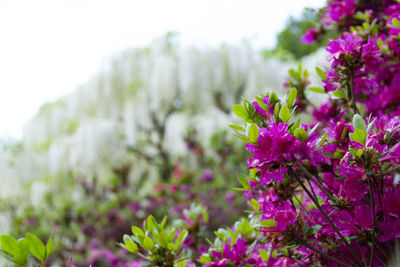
xmin=288 ymin=168 xmax=363 ymax=266
xmin=295 ymin=159 xmax=337 ymax=205
xmin=301 ymin=242 xmax=352 ymax=267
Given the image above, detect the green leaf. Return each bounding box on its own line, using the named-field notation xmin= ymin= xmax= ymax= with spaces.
xmin=45 ymin=233 xmax=54 ymax=259
xmin=131 ymin=226 xmax=144 ymax=236
xmin=366 ymin=118 xmax=376 ymax=134
xmin=259 ymin=249 xmax=270 ymax=261
xmin=0 ymin=235 xmax=17 ymax=256
xmin=309 ymin=87 xmax=326 ymax=94
xmin=233 ymin=133 xmax=249 ymax=142
xmin=176 ymin=230 xmax=188 ymax=247
xmin=232 ymin=104 xmax=248 ymax=119
xmin=248 ymin=124 xmax=259 ymax=143
xmin=167 ymin=243 xmax=178 ymax=251
xmin=268 ymin=93 xmax=279 ymax=106
xmin=250 ymin=199 xmax=259 ymax=212
xmin=308 ymin=224 xmax=323 ymax=235
xmin=123 ymin=235 xmax=138 ymax=253
xmin=319 ymin=131 xmax=328 ymax=146
xmin=318 ymin=242 xmax=333 ymax=250
xmin=288 ymin=69 xmax=300 ymax=81
xmin=292 ymin=117 xmax=301 ymax=130
xmin=350 ymin=148 xmax=364 ymax=157
xmin=161 ymin=230 xmax=171 ymax=245
xmin=377 ymin=38 xmax=384 ymax=50
xmin=246 ymin=240 xmax=257 ymax=254
xmin=332 ymin=90 xmax=346 ymax=99
xmin=286 ymin=87 xmax=297 ymax=108
xmin=315 ymin=66 xmax=327 ymax=80
xmin=147 ymin=215 xmax=157 ymax=233
xmin=393 ymin=18 xmax=400 ymax=28
xmin=354 ymin=11 xmax=367 ymax=20
xmin=350 ymin=128 xmax=367 ymax=144
xmin=352 ymin=114 xmax=366 ymax=132
xmin=238 ymin=176 xmax=250 ymax=190
xmin=279 ymin=105 xmax=290 ymax=123
xmin=168 ymin=229 xmax=176 ymax=243
xmin=125 ymin=240 xmax=138 ymax=253
xmin=199 ymin=254 xmax=212 ymax=264
xmin=174 ymin=259 xmax=187 ymax=267
xmin=159 ymin=216 xmax=167 ymax=230
xmin=260 ymin=219 xmax=277 ymax=227
xmin=214 ymin=229 xmax=230 ymax=241
xmin=341 ymin=127 xmax=348 ymax=140
xmin=13 ymin=239 xmax=29 ymax=265
xmin=123 ymin=234 xmax=133 ymax=243
xmin=250 ymin=168 xmax=257 ymax=179
xmin=152 ymin=232 xmax=164 ymax=247
xmin=142 ymin=236 xmax=154 ymax=251
xmin=308 ymin=123 xmax=319 ymax=136
xmin=273 ymin=103 xmax=280 ymax=119
xmin=229 ymin=124 xmax=245 ymax=131
xmin=237 ymin=219 xmax=252 ymax=235
xmin=255 ymin=96 xmax=268 ymax=110
xmin=25 ymin=233 xmax=46 ymax=262
xmin=293 ymin=128 xmax=308 ymax=142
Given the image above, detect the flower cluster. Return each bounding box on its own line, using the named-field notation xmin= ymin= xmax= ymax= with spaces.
xmin=74 ymin=1 xmax=400 ymax=267
xmin=115 ymin=1 xmax=400 ymax=266
xmin=208 ymin=1 xmax=400 ymax=266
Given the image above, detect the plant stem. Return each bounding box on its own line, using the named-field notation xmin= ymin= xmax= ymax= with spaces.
xmin=369 ymin=244 xmax=374 ymax=267
xmin=348 ymin=71 xmax=359 ymax=114
xmin=288 ymin=168 xmax=364 ymax=266
xmin=383 ymin=164 xmax=400 ymax=176
xmin=295 ymin=159 xmax=336 ymax=203
xmin=367 ymin=176 xmax=377 ymax=241
xmin=301 ymin=242 xmax=352 ymax=267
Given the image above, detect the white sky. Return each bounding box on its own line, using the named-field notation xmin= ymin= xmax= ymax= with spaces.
xmin=0 ymin=0 xmax=325 ymax=139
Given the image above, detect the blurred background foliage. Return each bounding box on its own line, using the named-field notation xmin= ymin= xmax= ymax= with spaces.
xmin=263 ymin=9 xmax=331 ymax=61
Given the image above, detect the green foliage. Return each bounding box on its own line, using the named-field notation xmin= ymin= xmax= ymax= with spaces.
xmin=353 ymin=114 xmax=366 ymax=132
xmin=0 ymin=233 xmax=53 ymax=266
xmin=120 ymin=215 xmax=189 ymax=266
xmin=350 ymin=128 xmax=367 ymax=144
xmin=294 ymin=128 xmax=308 ymax=142
xmin=315 ymin=66 xmax=327 ymax=80
xmin=263 ymin=9 xmax=329 ymax=60
xmin=286 ymin=87 xmax=297 ymax=108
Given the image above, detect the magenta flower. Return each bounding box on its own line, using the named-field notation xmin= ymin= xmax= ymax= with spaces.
xmin=252 ymin=95 xmax=274 ymax=120
xmin=261 ymin=200 xmax=297 ymax=232
xmin=339 ymin=158 xmax=368 ymax=201
xmin=206 ymin=238 xmax=256 ymax=266
xmin=361 ymin=37 xmax=382 ymax=71
xmin=322 ymin=0 xmax=356 ymax=25
xmin=381 ymin=142 xmax=400 ymax=164
xmin=201 ymin=169 xmax=215 ymax=182
xmin=326 ymin=34 xmax=382 ymax=72
xmin=246 ymin=122 xmax=301 ymax=184
xmin=301 ymin=28 xmax=318 ymax=44
xmin=326 ymin=33 xmax=363 ymax=67
xmin=353 ymin=204 xmax=373 ymax=231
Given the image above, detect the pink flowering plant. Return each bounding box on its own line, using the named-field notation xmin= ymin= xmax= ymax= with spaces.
xmin=123 ymin=1 xmax=400 ymax=266
xmin=200 ymin=1 xmax=400 ymax=266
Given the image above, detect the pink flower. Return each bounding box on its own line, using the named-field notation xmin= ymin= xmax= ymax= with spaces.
xmin=246 ymin=122 xmax=301 ymax=184
xmin=301 ymin=28 xmax=318 ymax=44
